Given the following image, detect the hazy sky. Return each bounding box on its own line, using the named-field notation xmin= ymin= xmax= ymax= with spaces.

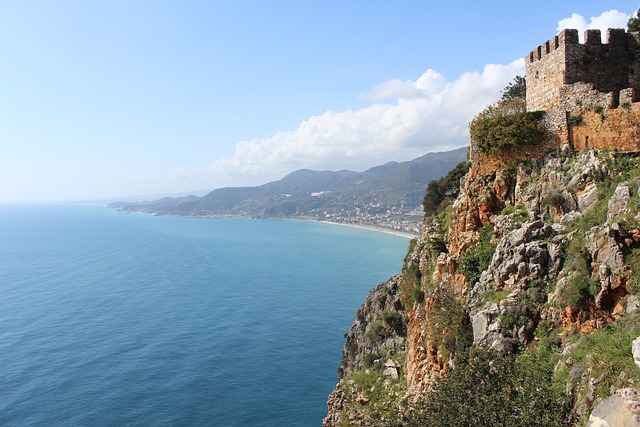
xmin=1 ymin=1 xmax=637 ymax=202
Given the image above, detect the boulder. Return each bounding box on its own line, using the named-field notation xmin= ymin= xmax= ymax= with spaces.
xmin=587 ymin=388 xmax=640 ymax=427
xmin=607 ymin=184 xmax=631 ymax=223
xmin=383 ymin=367 xmax=399 ymax=379
xmin=480 ymin=220 xmax=557 ymax=288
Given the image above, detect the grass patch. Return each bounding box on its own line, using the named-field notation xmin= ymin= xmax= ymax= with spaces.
xmin=336 ymin=354 xmax=407 ymax=424
xmin=554 ymin=312 xmax=640 ymax=424
xmin=478 ymin=288 xmax=510 ymax=305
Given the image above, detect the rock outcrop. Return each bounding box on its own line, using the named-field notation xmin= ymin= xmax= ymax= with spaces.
xmin=325 ymin=146 xmax=640 ymax=426
xmin=338 ymin=275 xmax=406 ymax=378
xmin=325 ymin=27 xmax=640 ymax=423
xmin=587 ymin=388 xmax=640 ymax=427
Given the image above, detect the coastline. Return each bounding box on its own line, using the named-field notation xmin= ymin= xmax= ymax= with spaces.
xmin=316 ymin=220 xmax=417 ymax=239
xmin=109 ymin=206 xmax=418 ymax=239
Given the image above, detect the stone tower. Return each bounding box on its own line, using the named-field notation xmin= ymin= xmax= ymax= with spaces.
xmin=525 ymin=28 xmax=640 ymax=113
xmin=524 ymin=28 xmax=640 ymax=151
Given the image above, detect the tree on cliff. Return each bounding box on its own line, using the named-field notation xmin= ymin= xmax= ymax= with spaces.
xmin=629 ymin=8 xmax=640 ymax=31
xmin=500 ymin=75 xmax=526 ymax=102
xmin=422 ymin=160 xmax=470 ymax=216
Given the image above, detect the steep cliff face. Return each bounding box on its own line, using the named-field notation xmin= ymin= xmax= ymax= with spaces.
xmin=325 ymin=146 xmax=640 ymax=426
xmin=324 ymin=276 xmax=408 ymax=427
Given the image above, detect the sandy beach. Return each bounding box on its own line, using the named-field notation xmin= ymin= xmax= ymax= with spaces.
xmin=317 ymin=220 xmax=418 ymax=239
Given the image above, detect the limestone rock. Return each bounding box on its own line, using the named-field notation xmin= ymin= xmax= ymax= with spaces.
xmin=608 ymin=184 xmax=631 ymax=223
xmin=480 ymin=220 xmax=558 ymax=289
xmin=338 ymin=275 xmax=406 ymax=378
xmin=633 ymin=337 xmax=640 ymax=370
xmin=587 ymin=388 xmax=640 ymax=427
xmin=383 ymin=367 xmax=399 ymax=379
xmin=355 ymin=393 xmax=369 ymax=405
xmin=471 ymin=303 xmax=499 ymax=346
xmin=578 ymin=184 xmax=600 ymax=212
xmin=585 ymin=224 xmax=632 ymax=312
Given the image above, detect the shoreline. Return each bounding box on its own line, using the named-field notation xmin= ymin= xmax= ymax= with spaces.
xmin=315 ymin=220 xmax=417 ymax=239
xmin=110 ymin=206 xmax=419 ymax=239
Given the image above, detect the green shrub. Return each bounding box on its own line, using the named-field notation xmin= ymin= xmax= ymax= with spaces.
xmin=363 ymin=353 xmax=380 ymax=368
xmin=587 ymin=104 xmax=603 ymax=114
xmin=479 ymin=288 xmax=509 ymax=304
xmin=542 ymin=186 xmax=565 ymax=209
xmin=389 ymin=348 xmax=569 ymax=427
xmin=554 ymin=312 xmax=640 ymax=423
xmin=586 ymin=104 xmax=606 ymax=120
xmin=427 ymin=286 xmax=473 ymax=358
xmin=500 ymin=204 xmax=517 ymax=215
xmin=426 ymin=235 xmax=447 ymax=257
xmin=499 ymin=310 xmax=527 ymax=331
xmin=500 ymin=75 xmax=526 ymax=102
xmin=364 ymin=320 xmax=386 ymax=345
xmin=625 ymin=246 xmax=640 ymax=293
xmin=560 ymin=274 xmax=600 ymax=310
xmin=469 ymin=98 xmax=546 ymax=154
xmin=563 ymin=234 xmax=591 ymax=275
xmin=382 ymin=311 xmax=405 ymax=336
xmin=562 ymin=313 xmax=640 ymax=399
xmin=406 ymin=263 xmax=422 ymax=282
xmin=500 ymin=204 xmax=529 ymax=227
xmin=568 ymin=114 xmax=583 ymax=126
xmin=458 ymin=224 xmax=496 ymax=285
xmin=422 ymin=161 xmax=471 ymax=217
xmin=411 ymin=286 xmax=425 ymax=304
xmin=404 ymin=238 xmax=417 ymax=263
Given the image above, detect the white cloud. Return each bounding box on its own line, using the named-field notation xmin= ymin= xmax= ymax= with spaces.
xmin=207 ymin=59 xmax=524 ymax=185
xmin=361 ymin=69 xmax=447 ymax=100
xmin=165 ymin=8 xmax=632 ymax=192
xmin=557 ymin=10 xmax=630 ymax=41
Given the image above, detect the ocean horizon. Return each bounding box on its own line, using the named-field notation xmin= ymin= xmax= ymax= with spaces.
xmin=0 ymin=203 xmax=409 ymax=426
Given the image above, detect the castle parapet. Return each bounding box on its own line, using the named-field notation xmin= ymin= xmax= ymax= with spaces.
xmin=524 ymin=29 xmax=640 ymax=153
xmin=526 ymin=28 xmax=640 ymax=112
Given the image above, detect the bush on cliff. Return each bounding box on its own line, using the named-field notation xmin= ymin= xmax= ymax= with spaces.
xmin=458 ymin=224 xmax=496 ymax=286
xmin=390 ymin=348 xmax=570 ymax=427
xmin=422 ymin=160 xmax=470 ymax=217
xmin=628 ymin=7 xmax=640 ymax=31
xmin=469 ymin=98 xmax=545 ymax=155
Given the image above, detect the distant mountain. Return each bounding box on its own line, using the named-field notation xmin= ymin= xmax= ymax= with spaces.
xmin=110 ymin=147 xmax=468 ymax=232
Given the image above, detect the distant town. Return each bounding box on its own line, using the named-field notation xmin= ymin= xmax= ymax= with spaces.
xmin=307 ymin=205 xmax=423 ymax=237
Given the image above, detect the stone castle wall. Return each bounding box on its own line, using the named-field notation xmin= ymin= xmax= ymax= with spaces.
xmin=570 ymin=103 xmax=640 ymax=151
xmin=526 ymin=29 xmax=640 ymax=112
xmin=525 ymin=28 xmax=640 ymax=153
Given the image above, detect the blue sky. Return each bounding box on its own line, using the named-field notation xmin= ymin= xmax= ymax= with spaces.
xmin=1 ymin=1 xmax=638 ymax=202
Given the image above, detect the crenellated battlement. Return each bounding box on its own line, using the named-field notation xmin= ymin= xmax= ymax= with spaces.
xmin=526 ymin=28 xmax=640 ymax=112
xmin=526 ymin=29 xmax=635 ymax=66
xmin=525 ymin=29 xmax=640 ymax=152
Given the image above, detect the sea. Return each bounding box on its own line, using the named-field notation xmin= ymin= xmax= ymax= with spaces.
xmin=0 ymin=204 xmax=409 ymax=426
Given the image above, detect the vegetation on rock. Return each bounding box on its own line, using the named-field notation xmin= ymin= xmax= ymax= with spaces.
xmin=387 ymin=349 xmax=570 ymax=427
xmin=469 ymin=97 xmax=546 ymax=154
xmin=324 ymin=74 xmax=640 ymax=426
xmin=458 ymin=223 xmax=496 ymax=286
xmin=629 ymin=7 xmax=640 ymax=32
xmin=422 ymin=160 xmax=470 ymax=217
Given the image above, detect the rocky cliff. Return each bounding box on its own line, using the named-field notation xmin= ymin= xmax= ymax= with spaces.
xmin=324 ymin=144 xmax=640 ymax=426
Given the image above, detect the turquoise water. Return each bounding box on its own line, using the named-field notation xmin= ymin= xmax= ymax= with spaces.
xmin=0 ymin=204 xmax=408 ymax=426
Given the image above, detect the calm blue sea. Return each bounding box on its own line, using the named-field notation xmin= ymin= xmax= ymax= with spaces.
xmin=0 ymin=204 xmax=408 ymax=426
